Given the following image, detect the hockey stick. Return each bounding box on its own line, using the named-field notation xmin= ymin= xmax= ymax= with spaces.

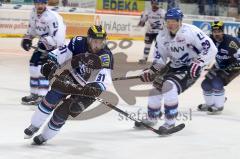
xmin=113 ymin=63 xmax=171 ymax=82
xmin=112 ymin=75 xmax=140 ymax=81
xmin=31 ymin=46 xmax=48 ymax=54
xmin=204 ymin=67 xmax=240 ymax=71
xmin=53 ymin=75 xmax=184 ymax=135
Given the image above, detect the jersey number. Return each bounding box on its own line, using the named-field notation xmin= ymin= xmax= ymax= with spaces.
xmin=96 ymin=74 xmax=105 ymax=82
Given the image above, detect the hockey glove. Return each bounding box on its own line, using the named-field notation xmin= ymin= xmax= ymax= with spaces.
xmin=140 ymin=63 xmax=164 ymax=82
xmin=41 ymin=60 xmax=58 ymax=79
xmin=189 ymin=59 xmax=204 ymax=78
xmin=21 ymin=35 xmax=32 ymax=51
xmin=153 ymin=75 xmax=164 ymax=91
xmin=81 ymin=82 xmax=105 ymax=97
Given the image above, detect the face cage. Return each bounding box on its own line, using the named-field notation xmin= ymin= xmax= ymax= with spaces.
xmin=88 ymin=38 xmax=106 ymax=53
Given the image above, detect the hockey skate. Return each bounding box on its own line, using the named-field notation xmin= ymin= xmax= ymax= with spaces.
xmin=134 ymin=118 xmax=158 ymax=129
xmin=33 ymin=134 xmax=47 ymax=145
xmin=21 ymin=94 xmax=43 ymax=105
xmin=138 ymin=58 xmax=147 ymax=65
xmin=197 ymin=104 xmax=211 ymax=111
xmin=207 ymin=106 xmax=223 ymax=115
xmin=158 ymin=122 xmax=175 ymax=134
xmin=24 ymin=124 xmax=39 ymax=139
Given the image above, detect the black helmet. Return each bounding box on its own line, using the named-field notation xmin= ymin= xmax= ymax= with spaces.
xmin=87 ymin=25 xmax=107 ymax=39
xmin=211 ymin=21 xmax=224 ymax=31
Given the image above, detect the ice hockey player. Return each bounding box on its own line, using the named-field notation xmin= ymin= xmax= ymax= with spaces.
xmin=198 ymin=21 xmax=240 ymax=114
xmin=21 ymin=0 xmax=66 ymax=105
xmin=135 ymin=8 xmax=217 ymax=131
xmin=138 ymin=0 xmax=166 ymax=65
xmin=23 ymin=25 xmax=114 ymax=145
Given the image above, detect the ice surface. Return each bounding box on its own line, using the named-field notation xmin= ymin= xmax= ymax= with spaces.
xmin=0 ymin=38 xmax=240 ymax=159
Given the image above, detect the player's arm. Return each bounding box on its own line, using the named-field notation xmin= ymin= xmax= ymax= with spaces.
xmin=140 ymin=35 xmax=169 ymax=82
xmin=188 ymin=28 xmax=218 ymax=78
xmin=81 ymin=51 xmax=114 ymax=97
xmin=39 ymin=15 xmax=65 ymax=50
xmin=21 ymin=10 xmax=37 ymax=51
xmin=193 ymin=29 xmax=217 ymax=66
xmin=138 ymin=11 xmax=148 ymax=27
xmin=225 ymin=38 xmax=240 ymax=70
xmin=40 ymin=38 xmax=74 ymax=79
xmin=229 ymin=38 xmax=240 ymax=59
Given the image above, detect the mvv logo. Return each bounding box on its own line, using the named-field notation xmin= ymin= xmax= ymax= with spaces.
xmin=170 ymin=46 xmax=185 ymax=52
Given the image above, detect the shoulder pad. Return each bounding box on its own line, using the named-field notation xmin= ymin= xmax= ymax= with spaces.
xmin=68 ymin=36 xmax=87 ymax=55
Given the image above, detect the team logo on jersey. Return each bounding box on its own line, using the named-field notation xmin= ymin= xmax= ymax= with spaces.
xmin=229 ymin=41 xmax=238 ymax=50
xmin=100 ymin=54 xmax=110 ymax=67
xmin=220 ymin=48 xmax=228 ymax=55
xmin=170 ymin=46 xmax=185 ymax=52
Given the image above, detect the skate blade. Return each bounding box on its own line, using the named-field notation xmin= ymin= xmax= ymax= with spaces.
xmin=197 ymin=108 xmax=208 ymax=112
xmin=24 ymin=134 xmax=33 ymax=139
xmin=207 ymin=111 xmax=222 ymax=115
xmin=21 ymin=101 xmax=37 ymax=105
xmin=31 ymin=141 xmax=46 ymax=146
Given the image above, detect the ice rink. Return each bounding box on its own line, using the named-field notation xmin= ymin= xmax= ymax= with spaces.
xmin=0 ymin=38 xmax=240 ymax=159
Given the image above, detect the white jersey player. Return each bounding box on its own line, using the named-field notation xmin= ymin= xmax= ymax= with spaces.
xmin=21 ymin=0 xmax=66 ymax=105
xmin=135 ymin=8 xmax=217 ymax=131
xmin=138 ymin=0 xmax=165 ymax=64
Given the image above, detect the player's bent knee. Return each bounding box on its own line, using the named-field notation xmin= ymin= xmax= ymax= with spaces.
xmin=30 ymin=65 xmax=42 ymax=77
xmin=201 ymin=79 xmax=212 ymax=91
xmin=162 ymin=80 xmax=174 ymax=94
xmin=69 ymin=96 xmax=96 ymax=117
xmin=211 ymin=77 xmax=224 ymax=90
xmin=54 ymin=99 xmax=71 ymax=120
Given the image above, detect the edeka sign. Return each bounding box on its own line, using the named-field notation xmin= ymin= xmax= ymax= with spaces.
xmin=193 ymin=21 xmax=240 ymax=37
xmin=96 ymin=0 xmax=145 ymax=15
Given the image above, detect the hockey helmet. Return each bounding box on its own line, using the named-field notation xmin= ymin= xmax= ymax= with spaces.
xmin=165 ymin=8 xmax=184 ymax=21
xmin=211 ymin=21 xmax=224 ymax=31
xmin=151 ymin=0 xmax=159 ymax=4
xmin=87 ymin=25 xmax=107 ymax=53
xmin=87 ymin=25 xmax=107 ymax=40
xmin=34 ymin=0 xmax=48 ymax=3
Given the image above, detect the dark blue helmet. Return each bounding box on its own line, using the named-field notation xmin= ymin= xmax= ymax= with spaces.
xmin=34 ymin=0 xmax=48 ymax=3
xmin=165 ymin=8 xmax=184 ymax=20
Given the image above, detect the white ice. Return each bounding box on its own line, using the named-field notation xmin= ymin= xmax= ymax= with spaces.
xmin=0 ymin=38 xmax=240 ymax=159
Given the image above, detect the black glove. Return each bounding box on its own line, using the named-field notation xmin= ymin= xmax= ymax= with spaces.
xmin=188 ymin=59 xmax=204 ymax=78
xmin=140 ymin=63 xmax=165 ymax=82
xmin=41 ymin=60 xmax=58 ymax=79
xmin=153 ymin=75 xmax=164 ymax=91
xmin=21 ymin=38 xmax=32 ymax=51
xmin=140 ymin=68 xmax=155 ymax=82
xmin=81 ymin=82 xmax=104 ymax=97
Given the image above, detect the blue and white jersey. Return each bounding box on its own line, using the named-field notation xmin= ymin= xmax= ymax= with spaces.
xmin=139 ymin=8 xmax=165 ymax=34
xmin=153 ymin=23 xmax=217 ymax=68
xmin=26 ymin=7 xmax=66 ymax=48
xmin=49 ymin=36 xmax=114 ymax=91
xmin=210 ymin=34 xmax=240 ymax=69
